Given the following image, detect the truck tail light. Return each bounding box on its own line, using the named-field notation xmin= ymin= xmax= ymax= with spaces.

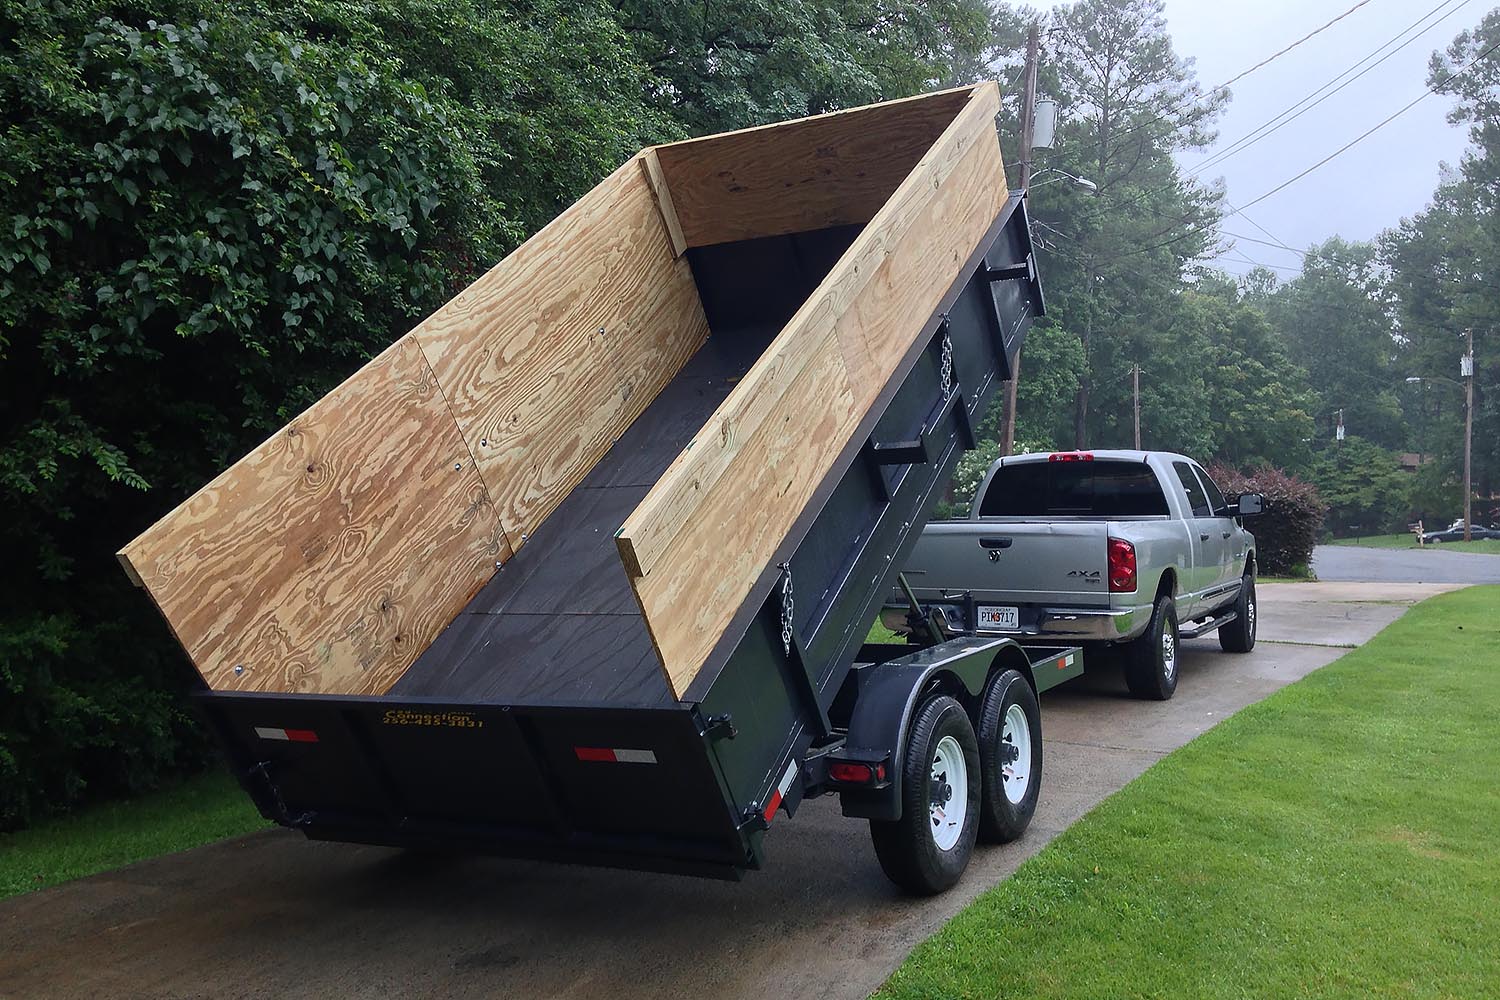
xmin=828 ymin=761 xmax=886 ymax=785
xmin=1108 ymin=537 xmax=1137 ymax=592
xmin=1049 ymin=451 xmax=1094 ymax=462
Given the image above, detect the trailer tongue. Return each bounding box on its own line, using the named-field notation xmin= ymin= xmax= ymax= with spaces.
xmin=120 ymin=84 xmax=1078 ymax=893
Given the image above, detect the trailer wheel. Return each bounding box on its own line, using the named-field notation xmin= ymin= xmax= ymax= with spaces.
xmin=1125 ymin=595 xmax=1179 ymax=700
xmin=977 ymin=670 xmax=1042 ymax=843
xmin=870 ymin=694 xmax=980 ymax=895
xmin=1218 ymin=573 xmax=1257 ymax=653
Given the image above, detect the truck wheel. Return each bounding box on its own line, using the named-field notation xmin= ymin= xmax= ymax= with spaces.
xmin=1125 ymin=595 xmax=1179 ymax=700
xmin=870 ymin=694 xmax=980 ymax=895
xmin=977 ymin=669 xmax=1042 ymax=843
xmin=1218 ymin=574 xmax=1257 ymax=653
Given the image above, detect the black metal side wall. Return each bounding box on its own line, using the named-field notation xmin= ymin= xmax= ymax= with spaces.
xmin=694 ymin=196 xmax=1044 ymax=830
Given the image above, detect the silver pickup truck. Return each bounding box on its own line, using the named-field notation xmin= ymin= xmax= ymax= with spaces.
xmin=887 ymin=450 xmax=1264 ymax=700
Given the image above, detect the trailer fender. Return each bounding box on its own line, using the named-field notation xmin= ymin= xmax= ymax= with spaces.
xmin=834 ymin=637 xmax=1026 ymax=821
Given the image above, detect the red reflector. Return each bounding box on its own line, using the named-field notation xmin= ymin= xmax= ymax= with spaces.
xmin=1108 ymin=537 xmax=1137 ymax=593
xmin=573 ymin=746 xmax=616 ymax=762
xmin=829 ymin=761 xmax=880 ymax=784
xmin=1049 ymin=451 xmax=1094 ymax=462
xmin=284 ymin=729 xmax=319 ymax=743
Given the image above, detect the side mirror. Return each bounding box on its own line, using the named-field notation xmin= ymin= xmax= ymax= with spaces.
xmin=1235 ymin=493 xmax=1265 ymax=517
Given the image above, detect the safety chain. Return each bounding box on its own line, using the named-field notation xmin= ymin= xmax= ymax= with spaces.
xmin=779 ymin=562 xmax=795 ymax=656
xmin=939 ymin=332 xmax=954 ymax=397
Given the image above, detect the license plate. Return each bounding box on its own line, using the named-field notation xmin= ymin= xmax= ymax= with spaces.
xmin=977 ymin=605 xmax=1019 ymax=630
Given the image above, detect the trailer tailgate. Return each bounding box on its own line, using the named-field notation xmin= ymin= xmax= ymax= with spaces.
xmin=199 ymin=693 xmax=753 ymax=877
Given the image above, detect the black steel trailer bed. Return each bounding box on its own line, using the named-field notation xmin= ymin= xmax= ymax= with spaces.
xmin=196 ymin=195 xmax=1077 ymax=887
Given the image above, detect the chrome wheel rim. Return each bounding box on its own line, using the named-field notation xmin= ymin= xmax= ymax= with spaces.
xmin=1161 ymin=627 xmax=1177 ymax=680
xmin=929 ymin=735 xmax=968 ymax=851
xmin=1000 ymin=703 xmax=1032 ymax=804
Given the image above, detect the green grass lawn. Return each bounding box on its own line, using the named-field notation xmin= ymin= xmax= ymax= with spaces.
xmin=0 ymin=770 xmax=268 ymax=899
xmin=1330 ymin=532 xmax=1500 ymax=554
xmin=879 ymin=585 xmax=1500 ymax=1000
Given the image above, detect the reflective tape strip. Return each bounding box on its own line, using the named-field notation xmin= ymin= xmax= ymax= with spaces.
xmin=574 ymin=746 xmax=657 ymax=764
xmin=253 ymin=727 xmax=318 ymax=743
xmin=763 ymin=759 xmax=800 ymax=821
xmin=1058 ymin=653 xmax=1074 ymax=669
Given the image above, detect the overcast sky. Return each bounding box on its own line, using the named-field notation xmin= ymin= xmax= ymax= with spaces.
xmin=1156 ymin=0 xmax=1482 ymax=278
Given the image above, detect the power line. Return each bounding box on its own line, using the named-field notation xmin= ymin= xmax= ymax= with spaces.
xmin=1191 ymin=0 xmax=1474 ymax=178
xmin=1119 ymin=34 xmax=1500 ymax=261
xmin=1216 ymin=0 xmax=1377 ymax=91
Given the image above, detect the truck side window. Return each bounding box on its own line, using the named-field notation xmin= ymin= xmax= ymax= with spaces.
xmin=1193 ymin=465 xmax=1229 ymax=517
xmin=1172 ymin=461 xmax=1212 ymax=518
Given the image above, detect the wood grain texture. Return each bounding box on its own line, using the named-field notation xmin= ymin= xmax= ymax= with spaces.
xmin=411 ymin=155 xmax=709 ymax=552
xmin=619 ymin=84 xmax=1008 ymax=697
xmin=119 ymin=336 xmax=510 ymax=695
xmin=653 ymin=86 xmax=975 ymax=249
xmin=638 ymin=149 xmax=687 ymax=257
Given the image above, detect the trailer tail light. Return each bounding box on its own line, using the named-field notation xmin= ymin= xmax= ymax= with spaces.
xmin=1049 ymin=451 xmax=1094 ymax=462
xmin=828 ymin=761 xmax=887 ymax=785
xmin=1108 ymin=537 xmax=1137 ymax=593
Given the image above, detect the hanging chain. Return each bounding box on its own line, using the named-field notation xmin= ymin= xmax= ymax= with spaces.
xmin=779 ymin=562 xmax=795 ymax=656
xmin=939 ymin=332 xmax=954 ymax=397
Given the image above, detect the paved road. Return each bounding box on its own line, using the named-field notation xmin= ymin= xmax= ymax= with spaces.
xmin=0 ymin=583 xmax=1460 ymax=1000
xmin=1313 ymin=543 xmax=1500 ymax=584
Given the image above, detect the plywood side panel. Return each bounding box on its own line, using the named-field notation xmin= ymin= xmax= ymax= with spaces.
xmin=630 ymin=327 xmax=860 ymax=694
xmin=619 ymin=84 xmax=1008 ymax=697
xmin=619 ymin=84 xmax=1003 ymax=582
xmin=412 ymin=156 xmax=709 ymax=551
xmin=119 ymin=336 xmax=510 ymax=695
xmin=653 ymin=87 xmax=975 ymax=249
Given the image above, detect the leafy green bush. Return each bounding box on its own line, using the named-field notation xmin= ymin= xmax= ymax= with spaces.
xmin=1307 ymin=436 xmax=1414 ymax=537
xmin=0 ymin=0 xmax=667 ymax=828
xmin=1208 ymin=463 xmax=1326 ymax=577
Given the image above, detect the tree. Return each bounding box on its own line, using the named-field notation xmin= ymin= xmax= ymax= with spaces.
xmin=615 ymin=0 xmax=993 ymax=133
xmin=1021 ymin=0 xmax=1225 ymax=448
xmin=0 ymin=0 xmax=670 ymax=826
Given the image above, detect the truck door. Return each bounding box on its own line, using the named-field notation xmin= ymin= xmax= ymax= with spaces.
xmin=1170 ymin=460 xmax=1218 ymax=616
xmin=1192 ymin=464 xmax=1241 ymax=602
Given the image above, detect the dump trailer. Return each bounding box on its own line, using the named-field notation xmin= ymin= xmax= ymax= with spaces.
xmin=119 ymin=83 xmax=1081 ymax=894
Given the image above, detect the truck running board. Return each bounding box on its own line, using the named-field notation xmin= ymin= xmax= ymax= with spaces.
xmin=1178 ymin=610 xmax=1238 ymax=640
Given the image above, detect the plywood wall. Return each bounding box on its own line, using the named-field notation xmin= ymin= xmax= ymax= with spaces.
xmin=121 ymin=155 xmax=708 ymax=695
xmin=653 ymin=87 xmax=975 ymax=249
xmin=618 ymin=84 xmax=1008 ymax=698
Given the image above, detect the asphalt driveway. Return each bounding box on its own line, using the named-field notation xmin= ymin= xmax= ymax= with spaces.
xmin=1313 ymin=543 xmax=1500 ymax=583
xmin=0 ymin=582 xmax=1459 ymax=1000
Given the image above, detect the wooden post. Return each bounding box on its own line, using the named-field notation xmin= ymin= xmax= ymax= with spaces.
xmin=1132 ymin=364 xmax=1141 ymax=449
xmin=999 ymin=22 xmax=1041 ymax=458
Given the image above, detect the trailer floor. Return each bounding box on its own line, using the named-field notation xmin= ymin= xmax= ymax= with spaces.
xmin=391 ymin=330 xmax=772 ymax=707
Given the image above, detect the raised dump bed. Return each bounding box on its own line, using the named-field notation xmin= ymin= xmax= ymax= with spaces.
xmin=120 ymin=83 xmax=1066 ymax=890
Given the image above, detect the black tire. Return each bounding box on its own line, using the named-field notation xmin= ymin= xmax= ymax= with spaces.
xmin=870 ymin=694 xmax=981 ymax=895
xmin=977 ymin=669 xmax=1042 ymax=844
xmin=1218 ymin=573 xmax=1257 ymax=653
xmin=1124 ymin=595 xmax=1179 ymax=700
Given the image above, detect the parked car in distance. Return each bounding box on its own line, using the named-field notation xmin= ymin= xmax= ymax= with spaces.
xmin=1422 ymin=520 xmax=1500 ymax=543
xmin=885 ymin=451 xmax=1264 ymax=700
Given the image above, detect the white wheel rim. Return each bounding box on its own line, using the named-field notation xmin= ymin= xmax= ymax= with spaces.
xmin=928 ymin=735 xmax=968 ymax=851
xmin=1000 ymin=703 xmax=1032 ymax=804
xmin=1247 ymin=592 xmax=1256 ymax=638
xmin=1161 ymin=626 xmax=1177 ymax=680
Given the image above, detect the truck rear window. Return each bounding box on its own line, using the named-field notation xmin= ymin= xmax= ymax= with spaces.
xmin=978 ymin=460 xmax=1168 ymax=517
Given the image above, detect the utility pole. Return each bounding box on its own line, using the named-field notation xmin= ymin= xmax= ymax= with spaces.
xmin=999 ymin=21 xmax=1040 ymax=457
xmin=1132 ymin=364 xmax=1141 ymax=449
xmin=1463 ymin=328 xmax=1475 ymax=542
